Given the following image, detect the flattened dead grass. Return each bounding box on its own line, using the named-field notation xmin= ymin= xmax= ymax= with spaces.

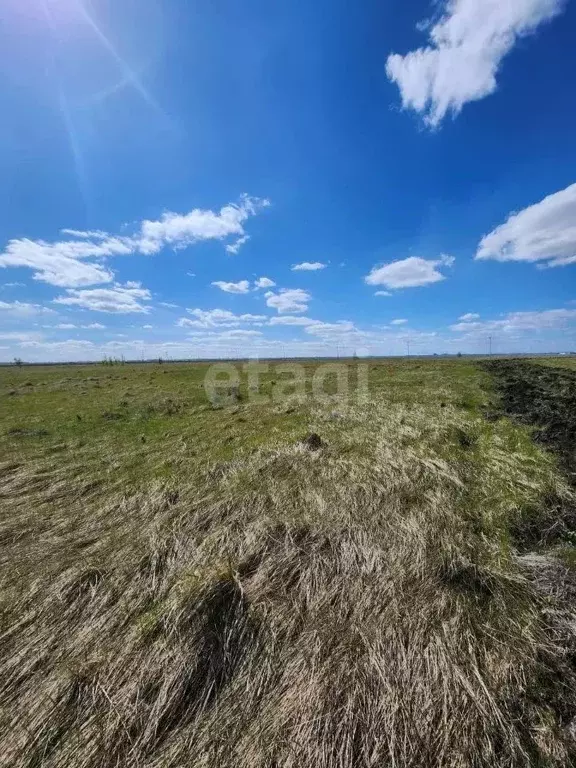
xmin=1 ymin=360 xmax=575 ymax=767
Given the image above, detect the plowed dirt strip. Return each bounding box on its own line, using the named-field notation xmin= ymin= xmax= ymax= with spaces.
xmin=483 ymin=359 xmax=576 ymax=482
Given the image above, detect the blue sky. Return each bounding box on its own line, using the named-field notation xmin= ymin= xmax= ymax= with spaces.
xmin=1 ymin=0 xmax=575 ymax=361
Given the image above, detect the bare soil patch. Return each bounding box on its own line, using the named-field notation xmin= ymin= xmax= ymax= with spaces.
xmin=483 ymin=359 xmax=576 ymax=481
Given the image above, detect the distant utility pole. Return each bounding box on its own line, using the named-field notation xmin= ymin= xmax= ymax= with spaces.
xmin=405 ymin=338 xmax=411 ymax=357
xmin=336 ymin=344 xmax=340 ymax=360
xmin=488 ymin=335 xmax=493 ymax=356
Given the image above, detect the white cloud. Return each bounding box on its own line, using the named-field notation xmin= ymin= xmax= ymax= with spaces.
xmin=218 ymin=329 xmax=263 ymax=338
xmin=60 ymin=229 xmax=109 ymax=239
xmin=365 ymin=255 xmax=454 ymax=289
xmin=225 ymin=235 xmax=250 ymax=255
xmin=476 ymin=183 xmax=576 ymax=267
xmin=0 ymin=237 xmax=118 ymax=288
xmin=3 ymin=310 xmax=574 ymax=363
xmin=211 ymin=280 xmax=251 ymax=294
xmin=0 ymin=300 xmax=55 ymax=317
xmin=450 ymin=308 xmax=576 ymax=334
xmin=159 ymin=302 xmax=179 ymax=309
xmin=138 ymin=194 xmax=269 ymax=255
xmin=0 ymin=331 xmax=43 ymax=343
xmin=386 ymin=0 xmax=564 ymax=128
xmin=179 ymin=308 xmax=267 ymax=328
xmin=459 ymin=312 xmax=480 ymax=321
xmin=504 ymin=309 xmax=576 ymax=330
xmin=177 ymin=318 xmax=201 ymax=329
xmin=265 ymin=288 xmax=311 ymax=314
xmin=47 ymin=322 xmax=106 ymax=330
xmin=54 ymin=283 xmax=152 ymax=314
xmin=20 ymin=339 xmax=95 ymax=351
xmin=210 ymin=276 xmax=276 ymax=293
xmin=291 ymin=261 xmax=327 ymax=271
xmin=391 ymin=318 xmax=408 ymax=325
xmin=375 ymin=291 xmax=392 ymax=297
xmin=142 ymin=324 xmax=153 ymax=330
xmin=304 ymin=321 xmax=358 ymax=339
xmin=254 ymin=276 xmax=275 ymax=289
xmin=268 ymin=316 xmax=316 ymax=326
xmin=0 ymin=195 xmax=269 ymax=288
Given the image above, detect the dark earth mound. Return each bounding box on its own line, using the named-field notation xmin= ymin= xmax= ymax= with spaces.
xmin=485 ymin=362 xmax=576 ymax=744
xmin=483 ymin=359 xmax=576 ymax=482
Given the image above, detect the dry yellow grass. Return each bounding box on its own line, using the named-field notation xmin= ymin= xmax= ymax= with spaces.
xmin=0 ymin=359 xmax=575 ymax=767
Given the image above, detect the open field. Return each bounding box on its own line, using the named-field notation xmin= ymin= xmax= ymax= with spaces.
xmin=535 ymin=357 xmax=576 ymax=373
xmin=1 ymin=357 xmax=576 ymax=767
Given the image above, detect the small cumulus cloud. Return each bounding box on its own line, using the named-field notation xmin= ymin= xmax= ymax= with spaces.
xmin=304 ymin=321 xmax=357 ymax=339
xmin=265 ymin=288 xmax=311 ymax=314
xmin=138 ymin=194 xmax=269 ymax=256
xmin=0 ymin=237 xmax=122 ymax=288
xmin=386 ymin=0 xmax=565 ymax=128
xmin=450 ymin=308 xmax=576 ymax=335
xmin=54 ymin=283 xmax=152 ymax=314
xmin=0 ymin=300 xmax=55 ymax=317
xmin=0 ymin=195 xmax=269 ymax=289
xmin=254 ymin=277 xmax=275 ymax=289
xmin=47 ymin=322 xmax=107 ymax=330
xmin=365 ymin=255 xmax=454 ymax=289
xmin=291 ymin=261 xmax=327 ymax=271
xmin=211 ymin=280 xmax=251 ymax=294
xmin=268 ymin=316 xmax=316 ymax=326
xmin=178 ymin=308 xmax=267 ymax=329
xmin=476 ymin=183 xmax=576 ymax=268
xmin=213 ymin=277 xmax=276 ymax=292
xmin=218 ymin=329 xmax=262 ymax=338
xmin=225 ymin=235 xmax=250 ymax=255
